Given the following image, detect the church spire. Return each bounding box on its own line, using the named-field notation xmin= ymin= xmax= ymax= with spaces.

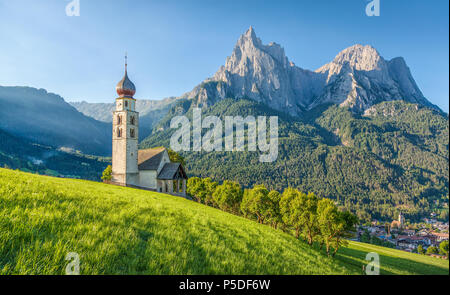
xmin=116 ymin=53 xmax=136 ymax=98
xmin=125 ymin=52 xmax=128 ymax=73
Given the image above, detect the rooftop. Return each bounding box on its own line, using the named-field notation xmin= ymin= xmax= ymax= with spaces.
xmin=157 ymin=163 xmax=187 ymax=180
xmin=138 ymin=148 xmax=166 ymax=171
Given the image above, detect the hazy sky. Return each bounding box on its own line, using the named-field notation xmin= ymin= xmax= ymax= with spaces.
xmin=0 ymin=0 xmax=448 ymax=111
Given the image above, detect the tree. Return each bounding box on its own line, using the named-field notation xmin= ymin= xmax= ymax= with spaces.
xmin=240 ymin=185 xmax=271 ymax=224
xmin=280 ymin=188 xmax=301 ymax=237
xmin=203 ymin=178 xmax=218 ymax=207
xmin=426 ymin=246 xmax=439 ymax=255
xmin=317 ymin=198 xmax=340 ymax=255
xmin=187 ymin=177 xmax=206 ymax=203
xmin=240 ymin=189 xmax=253 ymax=218
xmin=212 ymin=181 xmax=243 ymax=214
xmin=329 ymin=211 xmax=358 ymax=256
xmin=317 ymin=199 xmax=358 ymax=255
xmin=280 ymin=189 xmax=319 ymax=244
xmin=298 ymin=192 xmax=319 ymax=245
xmin=384 ymin=222 xmax=391 ymax=235
xmin=417 ymin=245 xmax=425 ymax=255
xmin=439 ymin=240 xmax=449 ymax=258
xmin=101 ymin=165 xmax=112 ymax=181
xmin=167 ymin=148 xmax=186 ymax=166
xmin=267 ymin=190 xmax=282 ymax=229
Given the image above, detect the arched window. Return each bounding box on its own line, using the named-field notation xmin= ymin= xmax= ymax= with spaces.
xmin=130 ymin=116 xmax=135 ymax=125
xmin=124 ymin=100 xmax=128 ymax=108
xmin=117 ymin=115 xmax=122 ymax=125
xmin=130 ymin=128 xmax=135 ymax=138
xmin=117 ymin=127 xmax=122 ymax=138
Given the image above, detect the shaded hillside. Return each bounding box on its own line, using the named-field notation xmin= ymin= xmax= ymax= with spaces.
xmin=0 ymin=86 xmax=111 ymax=156
xmin=141 ymin=98 xmax=449 ymax=222
xmin=0 ymin=128 xmax=109 ymax=180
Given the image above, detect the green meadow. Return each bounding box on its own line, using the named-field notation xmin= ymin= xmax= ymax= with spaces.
xmin=0 ymin=168 xmax=448 ymax=275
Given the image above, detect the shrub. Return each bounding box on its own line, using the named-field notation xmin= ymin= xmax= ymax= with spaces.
xmin=101 ymin=165 xmax=112 ymax=181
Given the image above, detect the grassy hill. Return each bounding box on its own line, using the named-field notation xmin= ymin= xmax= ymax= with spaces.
xmin=0 ymin=168 xmax=448 ymax=275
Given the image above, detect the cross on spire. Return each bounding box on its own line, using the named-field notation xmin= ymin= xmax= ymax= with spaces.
xmin=125 ymin=52 xmax=128 ymax=73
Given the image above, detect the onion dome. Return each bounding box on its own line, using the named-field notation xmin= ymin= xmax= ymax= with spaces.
xmin=116 ymin=55 xmax=136 ymax=98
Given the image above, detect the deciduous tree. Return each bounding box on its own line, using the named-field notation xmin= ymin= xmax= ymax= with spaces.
xmin=417 ymin=245 xmax=425 ymax=255
xmin=187 ymin=177 xmax=206 ymax=203
xmin=426 ymin=246 xmax=439 ymax=255
xmin=101 ymin=165 xmax=112 ymax=181
xmin=267 ymin=190 xmax=282 ymax=229
xmin=280 ymin=188 xmax=300 ymax=237
xmin=439 ymin=240 xmax=449 ymax=259
xmin=212 ymin=181 xmax=243 ymax=214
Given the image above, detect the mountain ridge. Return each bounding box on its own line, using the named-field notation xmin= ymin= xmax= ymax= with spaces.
xmin=0 ymin=85 xmax=112 ymax=156
xmin=180 ymin=27 xmax=441 ymax=115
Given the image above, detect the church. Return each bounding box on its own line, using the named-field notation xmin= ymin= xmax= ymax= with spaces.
xmin=110 ymin=58 xmax=188 ymax=196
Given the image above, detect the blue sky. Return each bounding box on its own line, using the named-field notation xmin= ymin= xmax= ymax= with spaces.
xmin=0 ymin=0 xmax=448 ymax=112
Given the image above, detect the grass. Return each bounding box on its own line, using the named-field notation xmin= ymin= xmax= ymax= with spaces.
xmin=339 ymin=241 xmax=448 ymax=275
xmin=0 ymin=168 xmax=448 ymax=275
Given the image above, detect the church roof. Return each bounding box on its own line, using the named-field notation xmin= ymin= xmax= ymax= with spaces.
xmin=157 ymin=163 xmax=187 ymax=180
xmin=116 ymin=71 xmax=136 ymax=98
xmin=116 ymin=55 xmax=136 ymax=98
xmin=138 ymin=148 xmax=166 ymax=171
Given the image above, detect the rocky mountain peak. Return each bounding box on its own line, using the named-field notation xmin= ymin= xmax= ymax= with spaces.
xmin=316 ymin=44 xmax=388 ymax=83
xmin=244 ymin=26 xmax=257 ymax=41
xmin=333 ymin=44 xmax=383 ymax=71
xmin=181 ymin=28 xmax=439 ymax=115
xmin=235 ymin=26 xmax=262 ymax=50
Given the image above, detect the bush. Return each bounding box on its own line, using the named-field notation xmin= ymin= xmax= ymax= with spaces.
xmin=101 ymin=165 xmax=112 ymax=181
xmin=426 ymin=246 xmax=439 ymax=255
xmin=439 ymin=241 xmax=449 ymax=258
xmin=417 ymin=245 xmax=425 ymax=255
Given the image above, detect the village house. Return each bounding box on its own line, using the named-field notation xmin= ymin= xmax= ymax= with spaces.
xmin=431 ymin=232 xmax=449 ymax=243
xmin=396 ymin=235 xmax=431 ymax=248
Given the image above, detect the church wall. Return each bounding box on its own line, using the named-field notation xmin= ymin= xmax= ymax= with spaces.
xmin=112 ymin=103 xmax=139 ymax=186
xmin=139 ymin=170 xmax=157 ymax=189
xmin=126 ymin=173 xmax=140 ymax=186
xmin=126 ymin=139 xmax=138 ymax=174
xmin=127 ymin=111 xmax=139 ymax=139
xmin=112 ymin=139 xmax=127 ymax=175
xmin=156 ymin=150 xmax=171 ymax=174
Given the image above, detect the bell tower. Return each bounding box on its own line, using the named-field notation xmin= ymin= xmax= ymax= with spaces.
xmin=111 ymin=54 xmax=139 ymax=186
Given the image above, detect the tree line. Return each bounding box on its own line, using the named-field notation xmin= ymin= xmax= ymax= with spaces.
xmin=417 ymin=241 xmax=449 ymax=259
xmin=187 ymin=177 xmax=358 ymax=256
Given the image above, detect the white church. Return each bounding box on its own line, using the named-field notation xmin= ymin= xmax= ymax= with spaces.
xmin=110 ymin=58 xmax=187 ymax=196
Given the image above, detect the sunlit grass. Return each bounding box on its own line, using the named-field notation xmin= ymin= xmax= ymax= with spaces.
xmin=0 ymin=168 xmax=448 ymax=275
xmin=338 ymin=241 xmax=449 ymax=275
